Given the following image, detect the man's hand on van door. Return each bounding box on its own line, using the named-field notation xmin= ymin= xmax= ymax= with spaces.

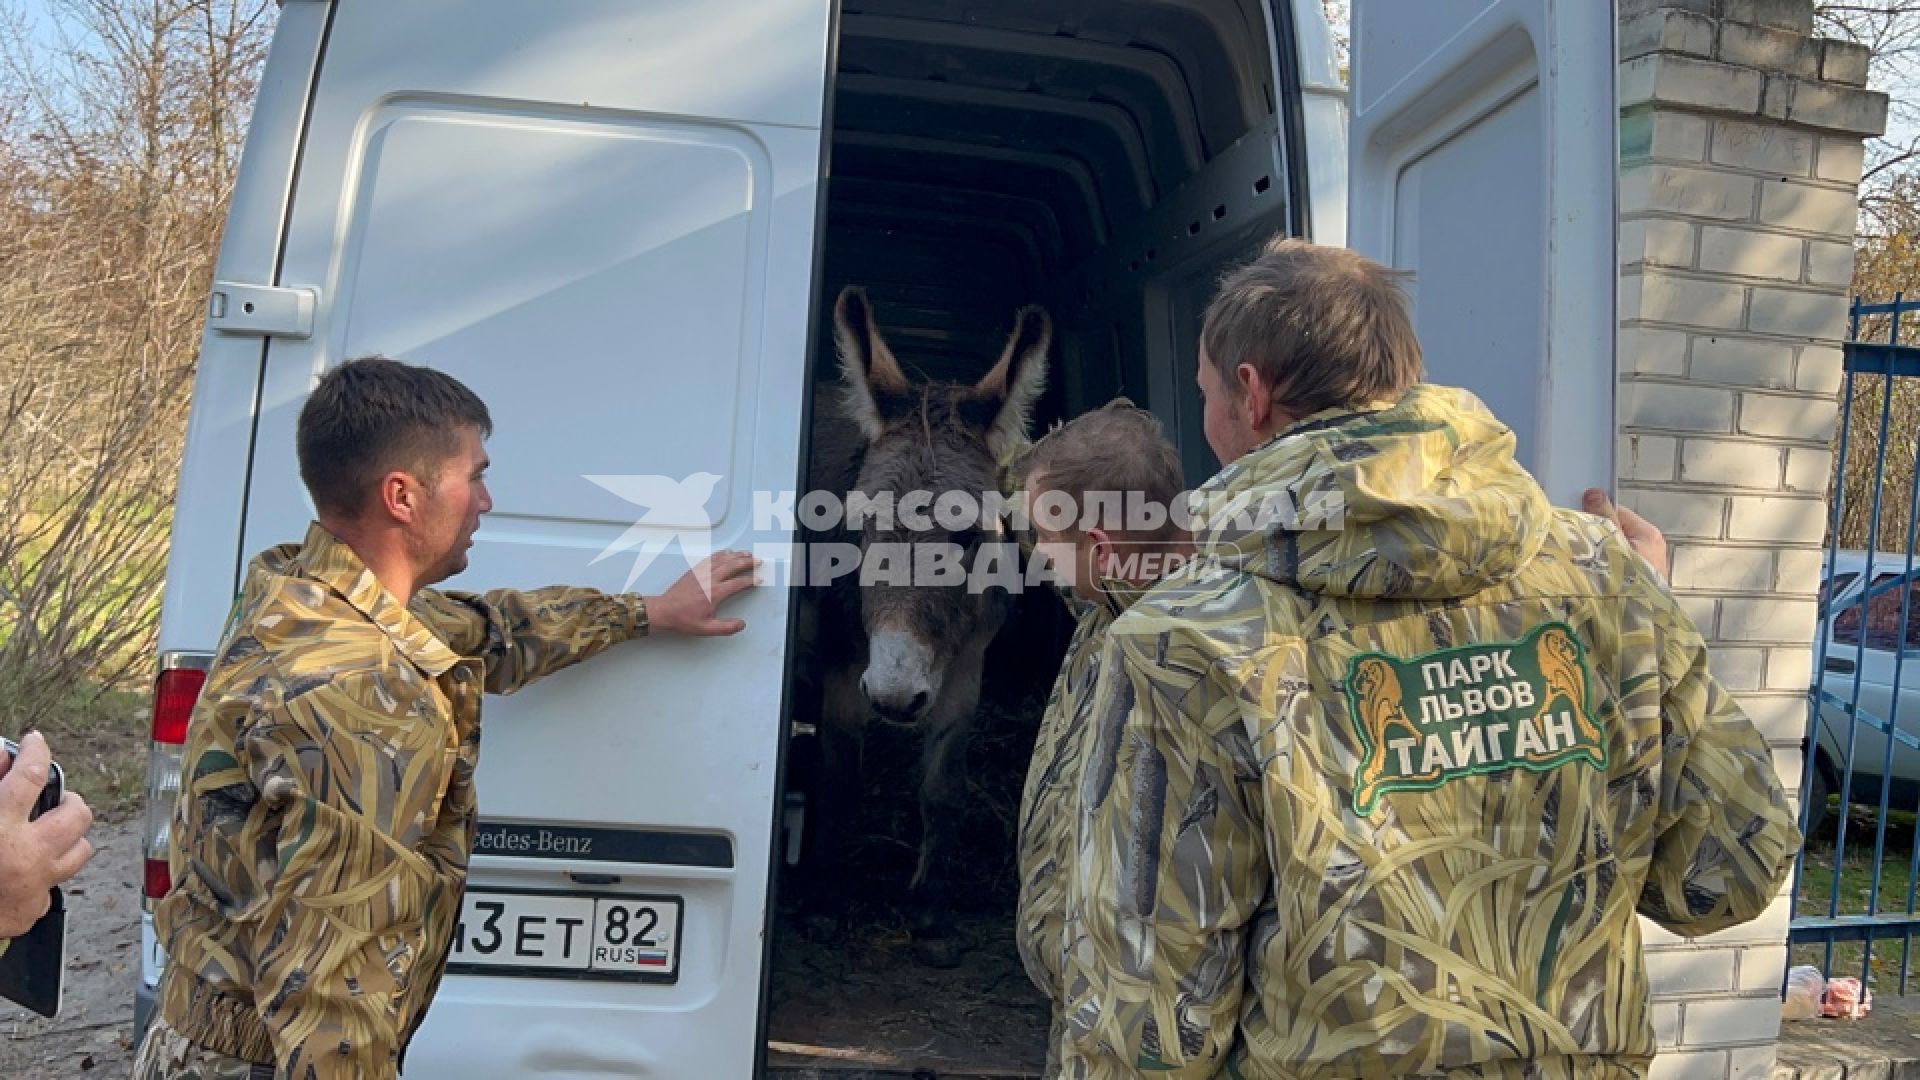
xmin=647 ymin=550 xmax=761 ymax=637
xmin=1583 ymin=488 xmax=1670 ymax=584
xmin=0 ymin=732 xmax=94 ymax=938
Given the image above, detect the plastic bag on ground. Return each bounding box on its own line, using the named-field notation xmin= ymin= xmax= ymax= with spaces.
xmin=1782 ymin=965 xmax=1825 ymax=1020
xmin=1823 ymin=975 xmax=1873 ymax=1019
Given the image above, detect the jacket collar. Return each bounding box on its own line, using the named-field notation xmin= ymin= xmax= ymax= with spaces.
xmin=297 ymin=522 xmax=463 ymax=678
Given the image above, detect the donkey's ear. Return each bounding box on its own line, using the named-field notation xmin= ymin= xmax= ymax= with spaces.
xmin=969 ymin=305 xmax=1051 ymax=461
xmin=835 ymin=285 xmax=911 ymax=442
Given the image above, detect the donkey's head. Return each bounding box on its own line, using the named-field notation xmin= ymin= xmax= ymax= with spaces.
xmin=832 ymin=285 xmax=1050 ymax=726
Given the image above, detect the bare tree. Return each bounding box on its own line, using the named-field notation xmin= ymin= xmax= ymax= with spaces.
xmin=1828 ymin=169 xmax=1920 ymax=553
xmin=0 ymin=0 xmax=272 ymax=738
xmin=1796 ymin=6 xmax=1920 ymax=557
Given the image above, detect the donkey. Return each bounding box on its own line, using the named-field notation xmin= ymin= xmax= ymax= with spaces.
xmin=794 ymin=285 xmax=1050 ymax=966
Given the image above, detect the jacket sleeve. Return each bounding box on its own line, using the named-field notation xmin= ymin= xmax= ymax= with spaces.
xmin=410 ymin=586 xmax=648 ymax=695
xmin=1637 ymin=612 xmax=1803 ymax=937
xmin=1057 ymin=633 xmax=1268 ymax=1077
xmin=234 ymin=678 xmax=448 ymax=1080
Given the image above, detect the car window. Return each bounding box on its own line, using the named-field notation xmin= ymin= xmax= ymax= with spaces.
xmin=1820 ymin=570 xmax=1860 ymax=612
xmin=1833 ymin=571 xmax=1920 ymax=652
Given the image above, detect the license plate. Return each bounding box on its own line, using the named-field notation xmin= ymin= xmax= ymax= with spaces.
xmin=446 ymin=887 xmax=682 ymax=983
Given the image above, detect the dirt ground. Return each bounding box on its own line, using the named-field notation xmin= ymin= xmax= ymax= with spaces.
xmin=0 ymin=814 xmax=144 ymax=1078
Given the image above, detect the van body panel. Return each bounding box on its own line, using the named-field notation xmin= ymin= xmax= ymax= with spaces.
xmin=141 ymin=0 xmax=335 ymax=1025
xmin=152 ymin=1 xmax=332 ymax=655
xmin=1348 ymin=0 xmax=1618 ymax=506
xmin=221 ymin=2 xmax=832 ymax=1075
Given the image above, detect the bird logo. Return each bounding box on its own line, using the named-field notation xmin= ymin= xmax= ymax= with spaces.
xmin=583 ymin=472 xmax=725 ymax=591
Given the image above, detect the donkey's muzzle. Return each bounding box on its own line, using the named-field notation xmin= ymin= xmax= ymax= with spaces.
xmin=862 ymin=629 xmax=940 ymax=726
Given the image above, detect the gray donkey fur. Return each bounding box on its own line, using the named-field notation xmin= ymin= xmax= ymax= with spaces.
xmin=794 ymin=285 xmax=1050 ymax=965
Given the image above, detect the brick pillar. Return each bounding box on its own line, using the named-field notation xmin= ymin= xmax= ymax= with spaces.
xmin=1616 ymin=2 xmax=1886 ymax=1077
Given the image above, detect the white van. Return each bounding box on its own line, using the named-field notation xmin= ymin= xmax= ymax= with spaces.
xmin=136 ymin=1 xmax=1618 ymax=1075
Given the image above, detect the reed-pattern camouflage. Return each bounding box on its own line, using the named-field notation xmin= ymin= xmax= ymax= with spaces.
xmin=144 ymin=523 xmax=647 ymax=1078
xmin=1051 ymin=386 xmax=1801 ymax=1079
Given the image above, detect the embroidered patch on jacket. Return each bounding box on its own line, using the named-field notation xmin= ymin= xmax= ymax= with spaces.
xmin=1346 ymin=622 xmax=1606 ymax=816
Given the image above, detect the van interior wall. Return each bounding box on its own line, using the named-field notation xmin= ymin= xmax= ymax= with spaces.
xmin=771 ymin=0 xmax=1292 ymax=1071
xmin=806 ymin=0 xmax=1294 ymax=670
xmin=812 ymin=0 xmax=1296 ymax=479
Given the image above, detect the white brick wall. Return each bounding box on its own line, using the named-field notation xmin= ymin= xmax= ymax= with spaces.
xmin=1758 ymin=180 xmax=1859 ymax=234
xmin=1623 ymin=327 xmax=1691 ymax=375
xmin=1727 ymin=494 xmax=1828 ymax=543
xmin=1650 ymin=1049 xmax=1730 ymax=1080
xmin=1738 ymin=391 xmax=1839 ymax=440
xmin=1699 ymin=225 xmax=1801 ymax=279
xmin=1730 ymin=1043 xmax=1779 ymax=1080
xmin=1795 ymin=345 xmax=1845 ymax=394
xmin=1616 ymin=3 xmax=1885 ymax=1074
xmin=1774 ymin=547 xmax=1830 ymax=591
xmin=1817 ymin=138 xmax=1865 ymax=184
xmin=1630 ymin=385 xmax=1739 ymax=433
xmin=1656 ymin=111 xmax=1713 ymax=159
xmin=1784 ymin=447 xmax=1832 ymax=493
xmin=1692 ymin=335 xmax=1795 ymax=387
xmin=1742 ymin=695 xmax=1809 ymax=742
xmin=1808 ymin=239 xmax=1856 ymax=286
xmin=1711 ymin=120 xmax=1815 ymax=175
xmin=1626 ymin=434 xmax=1682 ymax=481
xmin=1679 ymin=438 xmax=1781 ymax=486
xmin=1681 ymin=996 xmax=1784 ymax=1046
xmin=1673 ymin=546 xmax=1774 ymax=592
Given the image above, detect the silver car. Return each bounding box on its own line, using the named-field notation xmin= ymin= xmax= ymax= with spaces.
xmin=1806 ymin=550 xmax=1920 ymax=835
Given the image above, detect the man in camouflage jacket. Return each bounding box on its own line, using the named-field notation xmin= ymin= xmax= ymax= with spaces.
xmin=1009 ymin=401 xmax=1194 ymax=1076
xmin=1052 ymin=239 xmax=1802 ymax=1078
xmin=133 ymin=357 xmax=757 ymax=1079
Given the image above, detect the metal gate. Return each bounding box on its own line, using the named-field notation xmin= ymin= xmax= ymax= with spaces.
xmin=1790 ymin=295 xmax=1920 ymax=989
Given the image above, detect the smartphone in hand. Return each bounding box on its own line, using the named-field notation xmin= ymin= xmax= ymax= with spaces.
xmin=0 ymin=736 xmax=69 ymax=1018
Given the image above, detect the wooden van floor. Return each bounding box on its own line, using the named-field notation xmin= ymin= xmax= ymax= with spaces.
xmin=765 ymin=905 xmax=1049 ymax=1078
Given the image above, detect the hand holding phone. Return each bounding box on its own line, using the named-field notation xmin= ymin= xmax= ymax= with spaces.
xmin=1 ymin=734 xmax=92 ymax=920
xmin=0 ymin=732 xmax=89 ymax=1017
xmin=0 ymin=735 xmax=65 ymax=821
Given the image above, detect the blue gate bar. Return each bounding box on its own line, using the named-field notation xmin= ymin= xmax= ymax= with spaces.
xmin=1844 ymin=343 xmax=1920 ymax=378
xmin=1790 ymin=293 xmax=1920 ymax=995
xmin=1796 ymin=298 xmax=1860 ymax=970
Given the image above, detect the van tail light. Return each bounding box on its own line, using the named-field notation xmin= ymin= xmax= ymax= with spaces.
xmin=145 ymin=657 xmax=210 ymax=905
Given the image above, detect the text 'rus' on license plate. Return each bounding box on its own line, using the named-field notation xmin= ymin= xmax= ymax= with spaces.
xmin=448 ymin=889 xmax=682 ymax=982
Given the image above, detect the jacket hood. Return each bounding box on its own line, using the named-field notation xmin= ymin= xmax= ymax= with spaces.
xmin=1189 ymin=384 xmax=1553 ymax=600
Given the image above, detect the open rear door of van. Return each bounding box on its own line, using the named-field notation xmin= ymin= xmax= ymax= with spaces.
xmin=227 ymin=2 xmax=832 ymax=1075
xmin=1348 ymin=0 xmax=1617 ymax=506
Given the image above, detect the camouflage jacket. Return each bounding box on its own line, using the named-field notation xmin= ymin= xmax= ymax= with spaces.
xmin=153 ymin=523 xmax=648 ymax=1078
xmin=1016 ymin=595 xmax=1115 ymax=1070
xmin=1054 ymin=386 xmax=1802 ymax=1079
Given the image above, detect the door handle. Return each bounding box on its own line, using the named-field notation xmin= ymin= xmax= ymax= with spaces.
xmin=1826 ymin=657 xmax=1857 ymax=674
xmin=208 ymin=282 xmax=317 ymax=339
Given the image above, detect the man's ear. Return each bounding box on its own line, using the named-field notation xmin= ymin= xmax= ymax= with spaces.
xmin=1237 ymin=362 xmax=1277 ymax=433
xmin=378 ymin=471 xmax=419 ymax=525
xmin=1087 ymin=526 xmax=1118 ymax=578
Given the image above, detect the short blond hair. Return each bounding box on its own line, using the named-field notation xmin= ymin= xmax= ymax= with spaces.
xmin=1019 ymin=398 xmax=1185 ymax=540
xmin=1201 ymin=236 xmax=1424 ymax=414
